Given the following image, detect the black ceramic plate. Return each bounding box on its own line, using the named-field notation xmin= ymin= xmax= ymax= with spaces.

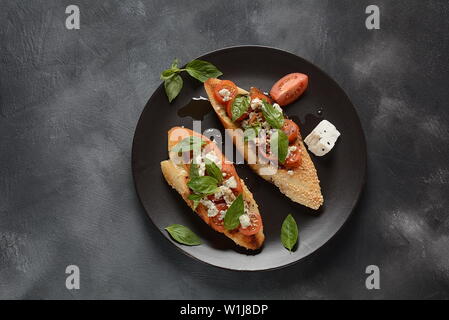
xmin=132 ymin=46 xmax=366 ymax=271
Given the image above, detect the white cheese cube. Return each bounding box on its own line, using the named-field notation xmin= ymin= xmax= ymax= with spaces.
xmin=304 ymin=120 xmax=341 ymax=157
xmin=239 ymin=214 xmax=251 ymax=229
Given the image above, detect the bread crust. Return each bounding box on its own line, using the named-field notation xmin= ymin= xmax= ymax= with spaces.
xmin=204 ymin=78 xmax=324 ymax=210
xmin=161 ymin=127 xmax=264 ymax=250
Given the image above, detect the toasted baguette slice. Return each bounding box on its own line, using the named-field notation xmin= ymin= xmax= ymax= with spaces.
xmin=160 ymin=127 xmax=265 ymax=250
xmin=204 ymin=78 xmax=324 ymax=210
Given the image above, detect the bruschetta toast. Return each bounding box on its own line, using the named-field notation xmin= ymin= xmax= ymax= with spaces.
xmin=204 ymin=78 xmax=324 ymax=210
xmin=160 ymin=127 xmax=265 ymax=250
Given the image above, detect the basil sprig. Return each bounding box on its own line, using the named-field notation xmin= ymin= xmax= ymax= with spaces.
xmin=261 ymin=101 xmax=284 ymax=129
xmin=165 ymin=224 xmax=201 ymax=246
xmin=205 ymin=160 xmax=223 ymax=183
xmin=161 ymin=58 xmax=223 ymax=102
xmin=171 ymin=136 xmax=205 ymax=154
xmin=231 ymin=95 xmax=250 ymax=122
xmin=270 ymin=129 xmax=289 ymax=164
xmin=281 ymin=214 xmax=299 ymax=251
xmin=189 ymin=163 xmax=200 ymax=179
xmin=224 ymin=194 xmax=244 ymax=230
xmin=187 ymin=176 xmax=218 ymax=195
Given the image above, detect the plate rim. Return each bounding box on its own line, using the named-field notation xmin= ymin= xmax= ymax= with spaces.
xmin=131 ymin=45 xmax=367 ymax=272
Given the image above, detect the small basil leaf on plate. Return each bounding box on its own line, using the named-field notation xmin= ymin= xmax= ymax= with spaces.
xmin=171 ymin=136 xmax=205 ymax=154
xmin=270 ymin=129 xmax=289 ymax=164
xmin=185 ymin=59 xmax=223 ymax=82
xmin=164 ymin=74 xmax=183 ymax=102
xmin=261 ymin=101 xmax=284 ymax=129
xmin=231 ymin=95 xmax=250 ymax=122
xmin=205 ymin=160 xmax=223 ymax=183
xmin=187 ymin=176 xmax=218 ymax=195
xmin=187 ymin=194 xmax=203 ymax=210
xmin=165 ymin=224 xmax=201 ymax=246
xmin=224 ymin=194 xmax=244 ymax=230
xmin=281 ymin=214 xmax=299 ymax=251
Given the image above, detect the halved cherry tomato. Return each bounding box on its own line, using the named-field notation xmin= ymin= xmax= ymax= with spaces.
xmin=270 ymin=73 xmax=308 ymax=106
xmin=210 ymin=203 xmax=227 ymax=232
xmin=226 ymin=98 xmax=249 ymax=122
xmin=282 ymin=119 xmax=300 ymax=143
xmin=239 ymin=213 xmax=262 ymax=236
xmin=250 ymin=87 xmax=273 ymax=104
xmin=284 ymin=146 xmax=302 ymax=169
xmin=213 ymin=80 xmax=238 ymax=105
xmin=221 ymin=162 xmax=243 ymax=195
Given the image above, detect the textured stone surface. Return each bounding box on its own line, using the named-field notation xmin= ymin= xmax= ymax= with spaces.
xmin=1 ymin=0 xmax=448 ymax=299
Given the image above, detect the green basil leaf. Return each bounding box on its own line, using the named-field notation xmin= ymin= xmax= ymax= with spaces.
xmin=187 ymin=194 xmax=203 ymax=210
xmin=261 ymin=101 xmax=284 ymax=129
xmin=164 ymin=74 xmax=183 ymax=102
xmin=224 ymin=194 xmax=244 ymax=230
xmin=205 ymin=160 xmax=223 ymax=184
xmin=171 ymin=136 xmax=205 ymax=154
xmin=185 ymin=59 xmax=223 ymax=82
xmin=171 ymin=58 xmax=179 ymax=69
xmin=231 ymin=95 xmax=250 ymax=122
xmin=270 ymin=129 xmax=289 ymax=164
xmin=165 ymin=224 xmax=201 ymax=246
xmin=160 ymin=69 xmax=176 ymax=81
xmin=189 ymin=163 xmax=200 ymax=179
xmin=187 ymin=176 xmax=218 ymax=195
xmin=244 ymin=125 xmax=261 ymax=142
xmin=281 ymin=214 xmax=298 ymax=251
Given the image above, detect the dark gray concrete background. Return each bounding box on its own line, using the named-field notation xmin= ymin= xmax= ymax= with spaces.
xmin=1 ymin=0 xmax=448 ymax=299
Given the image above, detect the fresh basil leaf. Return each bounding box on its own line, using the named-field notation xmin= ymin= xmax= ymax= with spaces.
xmin=171 ymin=136 xmax=205 ymax=154
xmin=205 ymin=160 xmax=223 ymax=183
xmin=281 ymin=214 xmax=298 ymax=251
xmin=187 ymin=194 xmax=203 ymax=210
xmin=231 ymin=95 xmax=250 ymax=122
xmin=270 ymin=129 xmax=289 ymax=164
xmin=165 ymin=224 xmax=201 ymax=246
xmin=187 ymin=176 xmax=218 ymax=195
xmin=160 ymin=68 xmax=175 ymax=81
xmin=164 ymin=74 xmax=183 ymax=102
xmin=244 ymin=125 xmax=261 ymax=142
xmin=224 ymin=194 xmax=244 ymax=230
xmin=171 ymin=58 xmax=179 ymax=69
xmin=261 ymin=101 xmax=284 ymax=129
xmin=189 ymin=163 xmax=200 ymax=179
xmin=185 ymin=59 xmax=223 ymax=82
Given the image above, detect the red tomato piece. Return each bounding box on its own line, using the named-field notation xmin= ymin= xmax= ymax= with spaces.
xmin=281 ymin=119 xmax=300 ymax=143
xmin=214 ymin=80 xmax=238 ymax=105
xmin=270 ymin=73 xmax=308 ymax=106
xmin=239 ymin=213 xmax=262 ymax=236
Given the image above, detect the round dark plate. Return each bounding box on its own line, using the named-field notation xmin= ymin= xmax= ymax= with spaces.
xmin=132 ymin=46 xmax=366 ymax=271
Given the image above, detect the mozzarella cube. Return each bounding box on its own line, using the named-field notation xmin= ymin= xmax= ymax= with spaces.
xmin=304 ymin=120 xmax=340 ymax=156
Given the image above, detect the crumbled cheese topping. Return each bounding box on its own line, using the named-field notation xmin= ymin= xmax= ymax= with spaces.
xmin=200 ymin=199 xmax=219 ymax=217
xmin=239 ymin=214 xmax=251 ymax=229
xmin=223 ymin=176 xmax=237 ymax=189
xmin=287 ymin=145 xmax=297 ymax=158
xmin=250 ymin=98 xmax=263 ymax=110
xmin=287 ymin=170 xmax=294 ymax=176
xmin=273 ymin=103 xmax=282 ymax=113
xmin=218 ymin=88 xmax=232 ymax=102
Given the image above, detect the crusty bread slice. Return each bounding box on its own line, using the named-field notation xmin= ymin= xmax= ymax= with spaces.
xmin=160 ymin=127 xmax=265 ymax=250
xmin=204 ymin=78 xmax=324 ymax=210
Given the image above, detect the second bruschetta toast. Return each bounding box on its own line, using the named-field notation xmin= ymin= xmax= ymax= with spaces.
xmin=204 ymin=78 xmax=324 ymax=210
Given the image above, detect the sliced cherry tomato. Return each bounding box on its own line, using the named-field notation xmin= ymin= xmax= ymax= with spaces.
xmin=282 ymin=119 xmax=300 ymax=143
xmin=270 ymin=73 xmax=308 ymax=106
xmin=284 ymin=146 xmax=302 ymax=169
xmin=226 ymin=98 xmax=249 ymax=122
xmin=210 ymin=203 xmax=227 ymax=232
xmin=214 ymin=80 xmax=238 ymax=105
xmin=221 ymin=162 xmax=243 ymax=195
xmin=250 ymin=87 xmax=273 ymax=104
xmin=239 ymin=213 xmax=262 ymax=236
